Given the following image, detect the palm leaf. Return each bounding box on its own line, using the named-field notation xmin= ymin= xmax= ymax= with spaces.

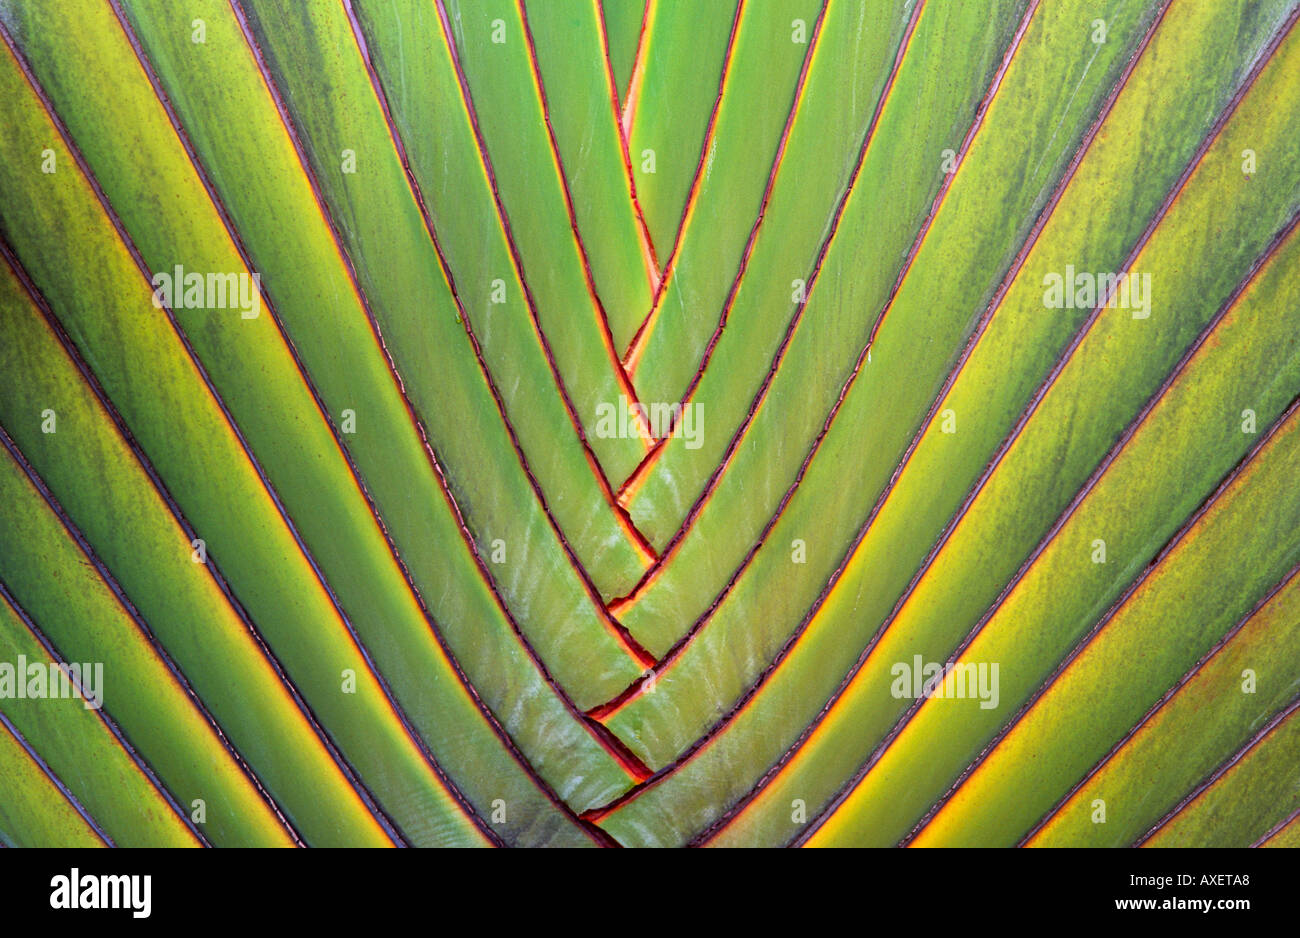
xmin=0 ymin=0 xmax=1297 ymax=848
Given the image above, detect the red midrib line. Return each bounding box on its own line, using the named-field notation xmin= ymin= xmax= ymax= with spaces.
xmin=0 ymin=22 xmax=411 ymax=846
xmin=1252 ymin=803 xmax=1300 ymax=847
xmin=0 ymin=323 xmax=309 ymax=846
xmin=1134 ymin=693 xmax=1300 ymax=847
xmin=436 ymin=0 xmax=662 ymax=586
xmin=681 ymin=0 xmax=1192 ymax=842
xmin=0 ymin=711 xmax=113 ymax=846
xmin=107 ymin=0 xmax=517 ymax=846
xmin=595 ymin=0 xmax=1111 ymax=824
xmin=596 ymin=0 xmax=660 ymax=296
xmin=896 ymin=384 xmax=1300 ymax=847
xmin=589 ymin=1 xmax=939 ymax=749
xmin=222 ymin=0 xmax=642 ymax=831
xmin=696 ymin=0 xmax=1181 ymax=846
xmin=602 ymin=0 xmax=932 ymax=633
xmin=310 ymin=0 xmax=657 ymax=783
xmin=621 ymin=0 xmax=748 ymax=371
xmin=516 ymin=0 xmax=658 ymax=478
xmin=341 ymin=0 xmax=655 ymax=669
xmin=1019 ymin=559 xmax=1300 ymax=847
xmin=620 ymin=0 xmax=828 ymax=452
xmin=0 ymin=580 xmax=214 ymax=846
xmin=792 ymin=13 xmax=1293 ymax=845
xmin=824 ymin=392 xmax=1300 ymax=850
xmin=619 ymin=0 xmax=653 ymax=145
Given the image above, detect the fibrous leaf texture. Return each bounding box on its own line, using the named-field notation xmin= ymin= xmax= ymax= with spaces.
xmin=0 ymin=0 xmax=1297 ymax=848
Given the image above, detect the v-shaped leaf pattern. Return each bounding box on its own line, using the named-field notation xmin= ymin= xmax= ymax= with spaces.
xmin=600 ymin=0 xmax=649 ymax=114
xmin=1 ymin=0 xmax=1297 ymax=848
